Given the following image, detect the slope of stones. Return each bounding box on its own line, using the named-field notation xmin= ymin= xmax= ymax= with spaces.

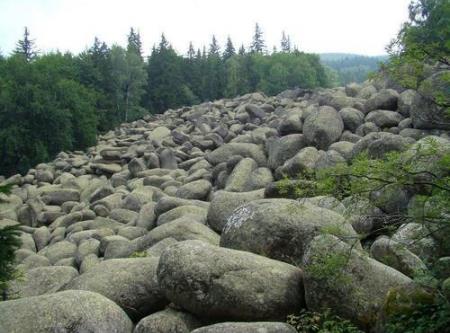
xmin=0 ymin=73 xmax=449 ymax=332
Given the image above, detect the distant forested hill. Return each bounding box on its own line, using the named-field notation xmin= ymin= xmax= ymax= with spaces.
xmin=320 ymin=53 xmax=388 ymax=85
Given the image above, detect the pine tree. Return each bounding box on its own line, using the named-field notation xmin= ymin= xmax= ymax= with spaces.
xmin=250 ymin=23 xmax=266 ymax=54
xmin=209 ymin=35 xmax=220 ymax=56
xmin=223 ymin=36 xmax=236 ymax=61
xmin=14 ymin=27 xmax=37 ymax=62
xmin=281 ymin=31 xmax=291 ymax=53
xmin=159 ymin=33 xmax=170 ymax=51
xmin=187 ymin=42 xmax=196 ymax=60
xmin=238 ymin=44 xmax=246 ymax=55
xmin=127 ymin=27 xmax=143 ymax=59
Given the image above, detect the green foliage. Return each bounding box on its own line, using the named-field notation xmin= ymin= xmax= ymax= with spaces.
xmin=385 ymin=298 xmax=450 ymax=333
xmin=383 ymin=0 xmax=449 ymax=98
xmin=0 ymin=27 xmax=334 ymax=177
xmin=320 ymin=53 xmax=388 ymax=85
xmin=287 ymin=309 xmax=363 ymax=333
xmin=307 ymin=250 xmax=353 ymax=288
xmin=0 ymin=52 xmax=99 ymax=175
xmin=0 ymin=185 xmax=22 ymax=298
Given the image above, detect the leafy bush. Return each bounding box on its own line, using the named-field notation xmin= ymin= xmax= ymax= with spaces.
xmin=287 ymin=309 xmax=363 ymax=333
xmin=0 ymin=185 xmax=22 ymax=300
xmin=385 ymin=297 xmax=450 ymax=333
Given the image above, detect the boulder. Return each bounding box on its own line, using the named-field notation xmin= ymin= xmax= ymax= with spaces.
xmin=191 ymin=322 xmax=297 ymax=333
xmin=303 ymin=234 xmax=412 ymax=330
xmin=206 ymin=143 xmax=267 ymax=166
xmin=65 ymin=257 xmax=168 ymax=320
xmin=38 ymin=240 xmax=76 ymax=264
xmin=266 ymin=134 xmax=307 ymax=169
xmin=134 ymin=308 xmax=202 ymax=333
xmin=221 ymin=199 xmax=359 ymax=264
xmin=303 ymin=106 xmax=344 ymax=149
xmin=410 ymin=70 xmax=450 ymax=130
xmin=365 ymin=89 xmax=399 ymax=111
xmin=0 ymin=290 xmax=133 ymax=333
xmin=176 ymin=179 xmax=212 ymax=200
xmin=137 ymin=219 xmax=220 ymax=248
xmin=339 ymin=107 xmax=365 ymax=132
xmin=207 ymin=189 xmax=264 ymax=233
xmin=370 ymin=236 xmax=428 ymax=278
xmin=224 ymin=158 xmax=257 ymax=192
xmin=365 ymin=110 xmax=404 ymax=128
xmin=157 ymin=240 xmax=304 ymax=321
xmin=7 ymin=266 xmax=78 ymax=299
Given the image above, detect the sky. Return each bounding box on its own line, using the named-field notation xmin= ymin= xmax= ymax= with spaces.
xmin=0 ymin=0 xmax=411 ymax=57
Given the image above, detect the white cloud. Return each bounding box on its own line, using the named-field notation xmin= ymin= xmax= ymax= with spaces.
xmin=0 ymin=0 xmax=411 ymax=56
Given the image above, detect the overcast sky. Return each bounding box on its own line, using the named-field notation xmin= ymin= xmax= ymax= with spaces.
xmin=0 ymin=0 xmax=411 ymax=57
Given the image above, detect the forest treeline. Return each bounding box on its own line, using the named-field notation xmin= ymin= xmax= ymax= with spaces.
xmin=0 ymin=25 xmax=333 ymax=176
xmin=320 ymin=53 xmax=387 ymax=85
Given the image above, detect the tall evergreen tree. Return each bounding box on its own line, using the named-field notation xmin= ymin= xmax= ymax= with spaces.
xmin=238 ymin=44 xmax=246 ymax=55
xmin=187 ymin=42 xmax=196 ymax=60
xmin=223 ymin=36 xmax=236 ymax=61
xmin=127 ymin=27 xmax=143 ymax=59
xmin=281 ymin=31 xmax=291 ymax=53
xmin=250 ymin=23 xmax=266 ymax=54
xmin=209 ymin=35 xmax=220 ymax=56
xmin=14 ymin=27 xmax=37 ymax=62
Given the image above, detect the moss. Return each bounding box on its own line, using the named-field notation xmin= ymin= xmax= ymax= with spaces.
xmin=382 ymin=285 xmax=435 ymax=318
xmin=129 ymin=251 xmax=148 ymax=258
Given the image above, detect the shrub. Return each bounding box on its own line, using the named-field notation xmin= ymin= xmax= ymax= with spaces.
xmin=287 ymin=309 xmax=363 ymax=333
xmin=0 ymin=185 xmax=22 ymax=300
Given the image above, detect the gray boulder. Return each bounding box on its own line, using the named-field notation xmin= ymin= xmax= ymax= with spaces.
xmin=339 ymin=107 xmax=365 ymax=132
xmin=410 ymin=71 xmax=450 ymax=130
xmin=266 ymin=134 xmax=307 ymax=169
xmin=176 ymin=179 xmax=212 ymax=200
xmin=225 ymin=158 xmax=257 ymax=192
xmin=192 ymin=322 xmax=297 ymax=333
xmin=206 ymin=143 xmax=267 ymax=166
xmin=221 ymin=199 xmax=358 ymax=264
xmin=0 ymin=290 xmax=133 ymax=333
xmin=38 ymin=240 xmax=76 ymax=264
xmin=134 ymin=308 xmax=202 ymax=333
xmin=370 ymin=236 xmax=428 ymax=278
xmin=157 ymin=240 xmax=304 ymax=321
xmin=8 ymin=266 xmax=78 ymax=299
xmin=303 ymin=234 xmax=412 ymax=330
xmin=137 ymin=219 xmax=220 ymax=249
xmin=207 ymin=189 xmax=264 ymax=233
xmin=303 ymin=106 xmax=344 ymax=149
xmin=365 ymin=89 xmax=399 ymax=111
xmin=365 ymin=110 xmax=404 ymax=128
xmin=65 ymin=257 xmax=167 ymax=320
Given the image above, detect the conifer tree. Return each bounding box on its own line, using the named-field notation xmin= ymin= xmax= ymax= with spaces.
xmin=14 ymin=27 xmax=37 ymax=62
xmin=187 ymin=42 xmax=196 ymax=60
xmin=223 ymin=36 xmax=236 ymax=61
xmin=127 ymin=27 xmax=143 ymax=59
xmin=238 ymin=44 xmax=246 ymax=55
xmin=209 ymin=35 xmax=220 ymax=56
xmin=250 ymin=23 xmax=266 ymax=54
xmin=281 ymin=31 xmax=292 ymax=53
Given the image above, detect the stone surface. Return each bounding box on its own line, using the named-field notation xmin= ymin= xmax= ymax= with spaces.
xmin=0 ymin=290 xmax=133 ymax=333
xmin=65 ymin=257 xmax=168 ymax=320
xmin=134 ymin=308 xmax=202 ymax=333
xmin=221 ymin=199 xmax=359 ymax=264
xmin=157 ymin=240 xmax=304 ymax=321
xmin=8 ymin=266 xmax=79 ymax=299
xmin=303 ymin=234 xmax=412 ymax=330
xmin=191 ymin=322 xmax=297 ymax=333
